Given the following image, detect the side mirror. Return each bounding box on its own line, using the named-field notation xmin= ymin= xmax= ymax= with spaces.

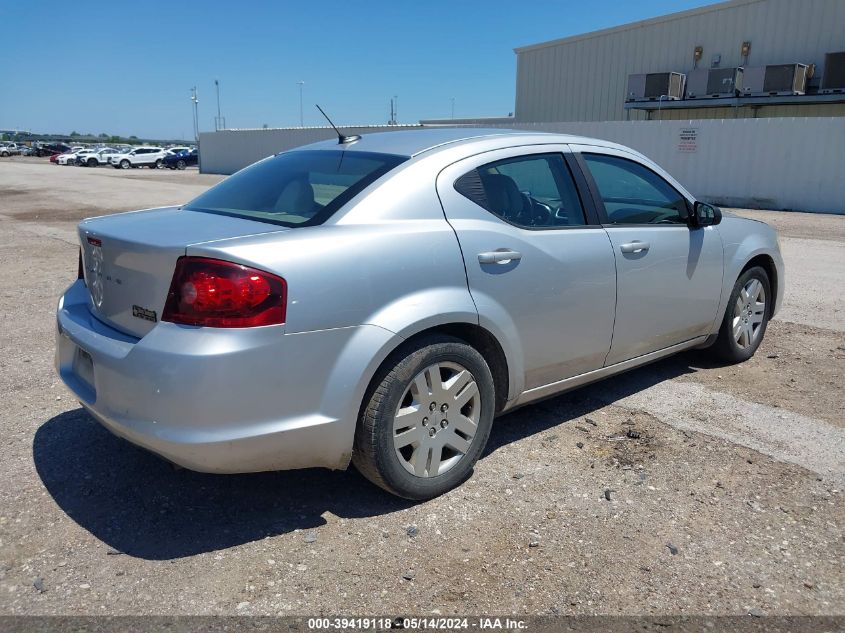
xmin=692 ymin=201 xmax=722 ymax=227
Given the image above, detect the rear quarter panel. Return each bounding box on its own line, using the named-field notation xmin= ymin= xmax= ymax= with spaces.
xmin=187 ymin=221 xmax=476 ymax=335
xmin=186 ymin=192 xmax=479 ymax=469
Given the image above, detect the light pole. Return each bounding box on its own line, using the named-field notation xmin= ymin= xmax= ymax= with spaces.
xmin=450 ymin=97 xmax=455 ymax=119
xmin=190 ymin=87 xmax=199 ymax=141
xmin=393 ymin=95 xmax=398 ymax=123
xmin=214 ymin=79 xmax=224 ymax=131
xmin=297 ymin=81 xmax=305 ymax=127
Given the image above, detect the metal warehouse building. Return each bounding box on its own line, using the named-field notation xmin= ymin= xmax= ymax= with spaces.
xmin=513 ymin=0 xmax=845 ymax=122
xmin=201 ymin=0 xmax=845 ymax=212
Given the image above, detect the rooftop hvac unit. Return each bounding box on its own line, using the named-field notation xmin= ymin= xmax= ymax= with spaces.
xmin=685 ymin=69 xmax=708 ymax=99
xmin=626 ymin=72 xmax=685 ymax=102
xmin=741 ymin=64 xmax=808 ymax=96
xmin=820 ymin=51 xmax=845 ymax=94
xmin=687 ymin=67 xmax=743 ymax=98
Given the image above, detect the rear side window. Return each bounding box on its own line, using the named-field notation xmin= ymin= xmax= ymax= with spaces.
xmin=455 ymin=153 xmax=586 ymax=228
xmin=185 ymin=150 xmax=406 ymax=227
xmin=583 ymin=153 xmax=689 ymax=225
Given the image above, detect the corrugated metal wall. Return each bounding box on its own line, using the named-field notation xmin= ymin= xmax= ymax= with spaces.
xmin=514 ymin=0 xmax=845 ymax=122
xmin=645 ymin=103 xmax=845 ymax=120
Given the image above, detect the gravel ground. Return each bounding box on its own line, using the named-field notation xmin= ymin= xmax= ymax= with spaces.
xmin=0 ymin=158 xmax=842 ymax=616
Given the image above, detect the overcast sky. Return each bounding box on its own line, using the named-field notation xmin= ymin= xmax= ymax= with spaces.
xmin=2 ymin=0 xmax=716 ymax=139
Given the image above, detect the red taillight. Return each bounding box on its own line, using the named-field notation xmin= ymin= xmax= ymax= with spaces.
xmin=162 ymin=257 xmax=287 ymax=328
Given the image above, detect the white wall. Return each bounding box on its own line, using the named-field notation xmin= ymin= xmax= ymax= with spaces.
xmin=198 ymin=125 xmax=422 ymax=176
xmin=497 ymin=118 xmax=844 ymax=213
xmin=199 ymin=117 xmax=845 ymax=214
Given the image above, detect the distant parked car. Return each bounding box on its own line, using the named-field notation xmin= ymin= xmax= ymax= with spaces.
xmin=0 ymin=143 xmax=22 ymax=156
xmin=35 ymin=143 xmax=72 ymax=157
xmin=55 ymin=148 xmax=86 ymax=165
xmin=20 ymin=146 xmax=36 ymax=156
xmin=76 ymin=148 xmax=120 ymax=167
xmin=163 ymin=148 xmax=198 ymax=170
xmin=57 ymin=150 xmax=85 ymax=166
xmin=108 ymin=146 xmax=167 ymax=169
xmin=165 ymin=146 xmax=192 ymax=156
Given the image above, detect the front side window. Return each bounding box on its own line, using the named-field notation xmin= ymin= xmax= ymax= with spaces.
xmin=455 ymin=153 xmax=586 ymax=228
xmin=583 ymin=153 xmax=688 ymax=225
xmin=184 ymin=150 xmax=407 ymax=227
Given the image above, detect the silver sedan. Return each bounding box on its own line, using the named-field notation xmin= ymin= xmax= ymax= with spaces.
xmin=56 ymin=129 xmax=784 ymax=499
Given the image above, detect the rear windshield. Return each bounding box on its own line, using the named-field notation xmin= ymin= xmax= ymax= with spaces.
xmin=184 ymin=149 xmax=407 ymax=227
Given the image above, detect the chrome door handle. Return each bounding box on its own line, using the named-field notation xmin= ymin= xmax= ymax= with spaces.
xmin=478 ymin=250 xmax=522 ymax=264
xmin=620 ymin=241 xmax=650 ymax=253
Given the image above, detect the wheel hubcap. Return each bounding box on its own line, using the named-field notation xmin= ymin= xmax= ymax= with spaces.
xmin=393 ymin=361 xmax=480 ymax=478
xmin=732 ymin=278 xmax=766 ymax=349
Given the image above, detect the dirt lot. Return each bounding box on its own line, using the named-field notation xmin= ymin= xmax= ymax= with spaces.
xmin=0 ymin=157 xmax=843 ymax=616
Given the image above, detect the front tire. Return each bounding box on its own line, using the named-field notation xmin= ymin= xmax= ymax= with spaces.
xmin=87 ymin=158 xmax=97 ymax=167
xmin=119 ymin=159 xmax=130 ymax=170
xmin=353 ymin=335 xmax=495 ymax=500
xmin=176 ymin=159 xmax=186 ymax=170
xmin=710 ymin=266 xmax=771 ymax=363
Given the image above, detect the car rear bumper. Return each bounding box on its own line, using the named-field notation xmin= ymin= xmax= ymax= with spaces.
xmin=55 ymin=280 xmax=397 ymax=473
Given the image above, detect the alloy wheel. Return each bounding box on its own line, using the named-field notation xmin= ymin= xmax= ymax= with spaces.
xmin=732 ymin=278 xmax=766 ymax=349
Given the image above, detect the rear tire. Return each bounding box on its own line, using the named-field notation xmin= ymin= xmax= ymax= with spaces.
xmin=353 ymin=335 xmax=495 ymax=500
xmin=710 ymin=266 xmax=771 ymax=363
xmin=153 ymin=159 xmax=162 ymax=169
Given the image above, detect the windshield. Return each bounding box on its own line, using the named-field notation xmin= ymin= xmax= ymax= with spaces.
xmin=184 ymin=149 xmax=407 ymax=227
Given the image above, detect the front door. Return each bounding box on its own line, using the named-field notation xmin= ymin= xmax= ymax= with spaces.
xmin=573 ymin=146 xmax=724 ymax=365
xmin=437 ymin=147 xmax=617 ymax=393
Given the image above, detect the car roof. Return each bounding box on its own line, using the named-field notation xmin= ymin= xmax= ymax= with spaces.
xmin=298 ymin=127 xmax=625 ymax=158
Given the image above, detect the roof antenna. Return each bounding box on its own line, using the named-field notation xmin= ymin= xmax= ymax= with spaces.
xmin=315 ymin=104 xmax=361 ymax=144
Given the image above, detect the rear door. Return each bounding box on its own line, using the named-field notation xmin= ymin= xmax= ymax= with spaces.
xmin=138 ymin=149 xmax=155 ymax=165
xmin=130 ymin=149 xmax=149 ymax=165
xmin=437 ymin=146 xmax=617 ymax=393
xmin=571 ymin=145 xmax=724 ymax=365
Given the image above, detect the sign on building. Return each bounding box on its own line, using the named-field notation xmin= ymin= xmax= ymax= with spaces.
xmin=678 ymin=128 xmax=698 ymax=152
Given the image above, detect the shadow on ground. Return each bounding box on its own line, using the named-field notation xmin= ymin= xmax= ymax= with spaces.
xmin=34 ymin=350 xmax=713 ymax=561
xmin=485 ymin=349 xmax=716 ymax=454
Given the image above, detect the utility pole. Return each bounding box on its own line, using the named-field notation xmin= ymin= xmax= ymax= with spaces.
xmin=393 ymin=95 xmax=398 ymax=124
xmin=451 ymin=97 xmax=455 ymax=119
xmin=297 ymin=81 xmax=305 ymax=127
xmin=190 ymin=87 xmax=199 ymax=141
xmin=214 ymin=79 xmax=224 ymax=131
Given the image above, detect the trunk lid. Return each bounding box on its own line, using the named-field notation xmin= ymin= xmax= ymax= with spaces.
xmin=79 ymin=207 xmax=287 ymax=337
